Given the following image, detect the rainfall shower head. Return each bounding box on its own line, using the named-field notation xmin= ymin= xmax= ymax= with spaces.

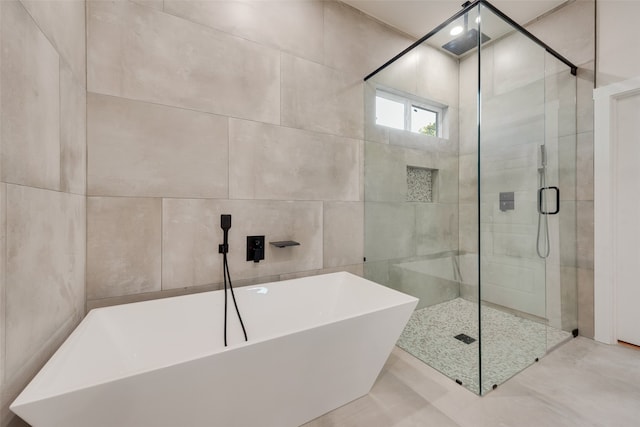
xmin=442 ymin=29 xmax=491 ymax=56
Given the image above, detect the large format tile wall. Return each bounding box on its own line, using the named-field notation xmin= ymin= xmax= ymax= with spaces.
xmin=458 ymin=32 xmax=578 ymax=327
xmin=459 ymin=39 xmax=548 ymax=319
xmin=457 ymin=0 xmax=595 ymax=333
xmin=362 ymin=44 xmax=461 ymax=306
xmin=85 ymin=0 xmax=414 ymax=308
xmin=360 ymin=0 xmax=596 ymax=332
xmin=0 ymin=1 xmax=87 ymax=425
xmin=527 ymin=0 xmax=596 ymax=337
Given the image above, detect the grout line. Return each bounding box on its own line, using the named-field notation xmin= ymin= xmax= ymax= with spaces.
xmin=160 ymin=0 xmax=332 ymax=71
xmin=593 ymin=0 xmax=598 ymax=89
xmin=86 ymin=91 xmax=364 ymax=143
xmin=85 ymin=193 xmax=360 ymax=204
xmin=1 ymin=181 xmax=85 ymax=198
xmin=321 ymin=0 xmax=326 ymax=67
xmin=58 ymin=54 xmax=63 ymax=194
xmin=18 ymin=1 xmax=59 ymax=71
xmin=160 ymin=198 xmax=164 ymax=292
xmin=227 ymin=117 xmax=231 ymax=200
xmin=321 ymin=201 xmax=325 ymax=269
xmin=1 ymin=183 xmax=6 ymax=386
xmin=523 ymin=0 xmax=576 ymax=27
xmin=279 ymin=52 xmax=283 ymax=127
xmin=85 ymin=0 xmax=89 ymax=317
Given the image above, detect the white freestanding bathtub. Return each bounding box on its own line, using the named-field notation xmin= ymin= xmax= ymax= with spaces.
xmin=11 ymin=272 xmax=417 ymax=427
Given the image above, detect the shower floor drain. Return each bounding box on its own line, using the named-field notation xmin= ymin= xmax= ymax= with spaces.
xmin=454 ymin=333 xmax=476 ymax=344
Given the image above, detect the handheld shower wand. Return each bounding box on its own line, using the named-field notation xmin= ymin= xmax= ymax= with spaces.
xmin=536 ymin=145 xmax=550 ymax=258
xmin=219 ymin=214 xmax=248 ymax=346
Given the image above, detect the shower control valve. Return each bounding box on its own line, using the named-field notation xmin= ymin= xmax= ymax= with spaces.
xmin=246 ymin=236 xmax=265 ymax=263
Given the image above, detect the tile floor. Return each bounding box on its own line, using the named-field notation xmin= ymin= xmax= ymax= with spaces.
xmin=305 ymin=337 xmax=640 ymax=427
xmin=8 ymin=338 xmax=640 ymax=427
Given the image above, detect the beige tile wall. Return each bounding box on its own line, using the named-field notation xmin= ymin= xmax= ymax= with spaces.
xmin=452 ymin=0 xmax=595 ymax=329
xmin=163 ymin=0 xmax=325 ymax=64
xmin=87 ymin=197 xmax=162 ymax=299
xmin=527 ymin=0 xmax=595 ymax=337
xmin=281 ymin=53 xmax=364 ymax=140
xmin=88 ymin=94 xmax=229 ymax=198
xmin=5 ymin=186 xmax=85 ymax=377
xmin=228 ymin=119 xmax=360 ymax=201
xmin=88 ymin=1 xmax=282 ymax=125
xmin=1 ymin=0 xmax=60 ymax=190
xmin=85 ymin=0 xmax=413 ymax=309
xmin=0 ymin=185 xmax=6 ymax=424
xmin=362 ymin=35 xmax=461 ymax=302
xmin=0 ymin=1 xmax=86 ymax=426
xmin=461 ymin=38 xmax=554 ymax=318
xmin=162 ymin=199 xmax=323 ymax=289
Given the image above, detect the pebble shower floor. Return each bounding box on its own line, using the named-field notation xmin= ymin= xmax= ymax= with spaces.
xmin=397 ymin=298 xmax=572 ymax=394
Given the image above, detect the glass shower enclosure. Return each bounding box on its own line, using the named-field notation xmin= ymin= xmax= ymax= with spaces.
xmin=364 ymin=0 xmax=577 ymax=395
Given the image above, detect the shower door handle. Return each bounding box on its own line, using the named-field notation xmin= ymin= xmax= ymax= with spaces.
xmin=538 ymin=186 xmax=560 ymax=215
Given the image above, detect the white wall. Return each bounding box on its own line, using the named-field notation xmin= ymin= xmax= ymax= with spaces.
xmin=593 ymin=1 xmax=640 ymax=344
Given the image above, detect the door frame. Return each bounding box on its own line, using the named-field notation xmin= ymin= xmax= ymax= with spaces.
xmin=593 ymin=76 xmax=640 ymax=344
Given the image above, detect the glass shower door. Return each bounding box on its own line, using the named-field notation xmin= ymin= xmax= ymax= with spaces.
xmin=363 ymin=0 xmax=577 ymax=396
xmin=363 ymin=5 xmax=481 ymax=395
xmin=477 ymin=3 xmax=575 ymax=394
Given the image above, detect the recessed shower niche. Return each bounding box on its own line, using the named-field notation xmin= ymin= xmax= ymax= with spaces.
xmin=363 ymin=0 xmax=578 ymax=394
xmin=407 ymin=166 xmax=437 ymax=203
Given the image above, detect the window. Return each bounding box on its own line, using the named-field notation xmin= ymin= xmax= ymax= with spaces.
xmin=375 ymin=89 xmax=446 ymax=138
xmin=375 ymin=95 xmax=405 ymax=130
xmin=411 ymin=105 xmax=438 ymax=136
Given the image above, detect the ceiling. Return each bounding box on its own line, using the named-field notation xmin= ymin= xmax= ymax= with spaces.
xmin=341 ymin=0 xmax=569 ymax=39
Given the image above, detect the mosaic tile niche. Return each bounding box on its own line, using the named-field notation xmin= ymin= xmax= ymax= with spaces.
xmin=407 ymin=166 xmax=437 ymax=202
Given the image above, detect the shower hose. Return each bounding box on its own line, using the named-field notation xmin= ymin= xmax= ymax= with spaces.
xmin=537 ymin=165 xmax=550 ymax=259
